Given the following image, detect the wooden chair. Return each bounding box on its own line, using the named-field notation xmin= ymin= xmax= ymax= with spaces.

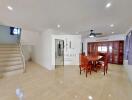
xmin=79 ymin=54 xmax=92 ymax=77
xmin=96 ymin=53 xmax=108 ymax=75
xmin=84 ymin=56 xmax=92 ymax=77
xmin=79 ymin=54 xmax=84 ymax=75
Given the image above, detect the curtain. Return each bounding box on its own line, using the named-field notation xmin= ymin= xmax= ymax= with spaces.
xmin=125 ymin=31 xmax=132 ymax=65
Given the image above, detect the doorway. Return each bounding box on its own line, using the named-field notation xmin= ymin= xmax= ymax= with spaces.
xmin=55 ymin=39 xmax=64 ymax=68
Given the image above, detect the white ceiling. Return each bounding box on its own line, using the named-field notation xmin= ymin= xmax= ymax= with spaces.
xmin=0 ymin=0 xmax=132 ymax=35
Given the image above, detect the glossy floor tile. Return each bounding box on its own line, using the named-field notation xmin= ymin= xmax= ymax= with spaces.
xmin=0 ymin=62 xmax=132 ymax=100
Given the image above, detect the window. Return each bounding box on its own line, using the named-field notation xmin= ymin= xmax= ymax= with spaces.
xmin=13 ymin=28 xmax=20 ymax=35
xmin=98 ymin=46 xmax=107 ymax=53
xmin=98 ymin=46 xmax=102 ymax=52
xmin=10 ymin=27 xmax=21 ymax=35
xmin=109 ymin=46 xmax=112 ymax=53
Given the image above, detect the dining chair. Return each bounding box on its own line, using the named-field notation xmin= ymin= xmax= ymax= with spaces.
xmin=79 ymin=54 xmax=84 ymax=75
xmin=84 ymin=56 xmax=92 ymax=77
xmin=96 ymin=53 xmax=108 ymax=75
xmin=79 ymin=54 xmax=92 ymax=77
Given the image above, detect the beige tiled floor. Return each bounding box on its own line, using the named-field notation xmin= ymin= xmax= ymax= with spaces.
xmin=0 ymin=62 xmax=132 ymax=100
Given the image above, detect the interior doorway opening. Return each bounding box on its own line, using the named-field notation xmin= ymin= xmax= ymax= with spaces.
xmin=55 ymin=39 xmax=64 ymax=68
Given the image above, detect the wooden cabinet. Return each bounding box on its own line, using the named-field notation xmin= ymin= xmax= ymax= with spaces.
xmin=87 ymin=41 xmax=124 ymax=65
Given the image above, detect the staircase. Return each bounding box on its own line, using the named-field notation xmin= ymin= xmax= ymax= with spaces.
xmin=0 ymin=44 xmax=25 ymax=76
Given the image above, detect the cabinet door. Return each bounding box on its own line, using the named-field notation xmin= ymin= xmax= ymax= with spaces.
xmin=112 ymin=41 xmax=119 ymax=64
xmin=118 ymin=41 xmax=124 ymax=64
xmin=87 ymin=43 xmax=94 ymax=55
xmin=108 ymin=42 xmax=113 ymax=63
xmin=87 ymin=43 xmax=90 ymax=55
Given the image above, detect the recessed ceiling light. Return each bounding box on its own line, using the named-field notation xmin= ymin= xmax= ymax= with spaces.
xmin=106 ymin=2 xmax=112 ymax=8
xmin=57 ymin=24 xmax=61 ymax=28
xmin=7 ymin=6 xmax=13 ymax=11
xmin=110 ymin=24 xmax=114 ymax=27
xmin=112 ymin=32 xmax=114 ymax=34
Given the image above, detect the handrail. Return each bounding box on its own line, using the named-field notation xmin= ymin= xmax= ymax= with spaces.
xmin=18 ymin=42 xmax=26 ymax=72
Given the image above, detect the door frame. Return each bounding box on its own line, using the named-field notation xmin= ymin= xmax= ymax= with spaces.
xmin=55 ymin=39 xmax=64 ymax=67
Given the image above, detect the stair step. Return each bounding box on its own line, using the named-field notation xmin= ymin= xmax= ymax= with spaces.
xmin=0 ymin=61 xmax=22 ymax=67
xmin=0 ymin=44 xmax=24 ymax=76
xmin=0 ymin=51 xmax=20 ymax=54
xmin=2 ymin=68 xmax=24 ymax=76
xmin=0 ymin=64 xmax=23 ymax=72
xmin=0 ymin=45 xmax=18 ymax=48
xmin=0 ymin=56 xmax=21 ymax=59
xmin=0 ymin=54 xmax=21 ymax=58
xmin=0 ymin=48 xmax=20 ymax=51
xmin=0 ymin=58 xmax=21 ymax=62
xmin=0 ymin=51 xmax=20 ymax=53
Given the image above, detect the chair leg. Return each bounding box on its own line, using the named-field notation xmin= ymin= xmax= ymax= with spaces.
xmin=86 ymin=69 xmax=87 ymax=78
xmin=90 ymin=67 xmax=91 ymax=75
xmin=104 ymin=66 xmax=105 ymax=76
xmin=106 ymin=65 xmax=108 ymax=74
xmin=80 ymin=66 xmax=81 ymax=75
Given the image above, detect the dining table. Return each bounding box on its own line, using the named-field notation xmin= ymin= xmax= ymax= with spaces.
xmin=87 ymin=55 xmax=103 ymax=72
xmin=87 ymin=55 xmax=103 ymax=61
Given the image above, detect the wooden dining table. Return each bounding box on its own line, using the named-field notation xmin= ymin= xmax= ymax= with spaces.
xmin=87 ymin=55 xmax=103 ymax=72
xmin=87 ymin=55 xmax=103 ymax=61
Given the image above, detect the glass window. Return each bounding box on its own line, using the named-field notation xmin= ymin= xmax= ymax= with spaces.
xmin=13 ymin=28 xmax=20 ymax=35
xmin=98 ymin=46 xmax=102 ymax=52
xmin=98 ymin=46 xmax=107 ymax=53
xmin=10 ymin=27 xmax=21 ymax=35
xmin=109 ymin=46 xmax=112 ymax=53
xmin=102 ymin=46 xmax=107 ymax=52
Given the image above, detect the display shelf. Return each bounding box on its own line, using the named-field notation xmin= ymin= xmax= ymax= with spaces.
xmin=87 ymin=41 xmax=124 ymax=65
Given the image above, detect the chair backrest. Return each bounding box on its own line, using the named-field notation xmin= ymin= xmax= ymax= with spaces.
xmin=80 ymin=54 xmax=90 ymax=68
xmin=83 ymin=56 xmax=87 ymax=65
xmin=83 ymin=56 xmax=91 ymax=68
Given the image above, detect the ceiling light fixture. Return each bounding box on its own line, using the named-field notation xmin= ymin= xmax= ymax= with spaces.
xmin=89 ymin=35 xmax=95 ymax=38
xmin=57 ymin=24 xmax=61 ymax=28
xmin=106 ymin=2 xmax=112 ymax=8
xmin=7 ymin=6 xmax=13 ymax=11
xmin=89 ymin=30 xmax=96 ymax=38
xmin=110 ymin=24 xmax=114 ymax=27
xmin=112 ymin=32 xmax=114 ymax=34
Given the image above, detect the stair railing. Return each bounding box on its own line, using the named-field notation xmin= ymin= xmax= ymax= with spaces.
xmin=18 ymin=42 xmax=26 ymax=72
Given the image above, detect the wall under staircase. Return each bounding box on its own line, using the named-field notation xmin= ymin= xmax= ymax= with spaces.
xmin=0 ymin=44 xmax=25 ymax=76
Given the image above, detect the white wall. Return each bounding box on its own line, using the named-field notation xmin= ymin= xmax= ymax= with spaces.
xmin=31 ymin=29 xmax=81 ymax=70
xmin=82 ymin=34 xmax=126 ymax=55
xmin=21 ymin=30 xmax=39 ymax=45
xmin=20 ymin=29 xmax=39 ymax=61
xmin=0 ymin=25 xmax=19 ymax=44
xmin=52 ymin=35 xmax=81 ymax=67
xmin=32 ymin=29 xmax=53 ymax=70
